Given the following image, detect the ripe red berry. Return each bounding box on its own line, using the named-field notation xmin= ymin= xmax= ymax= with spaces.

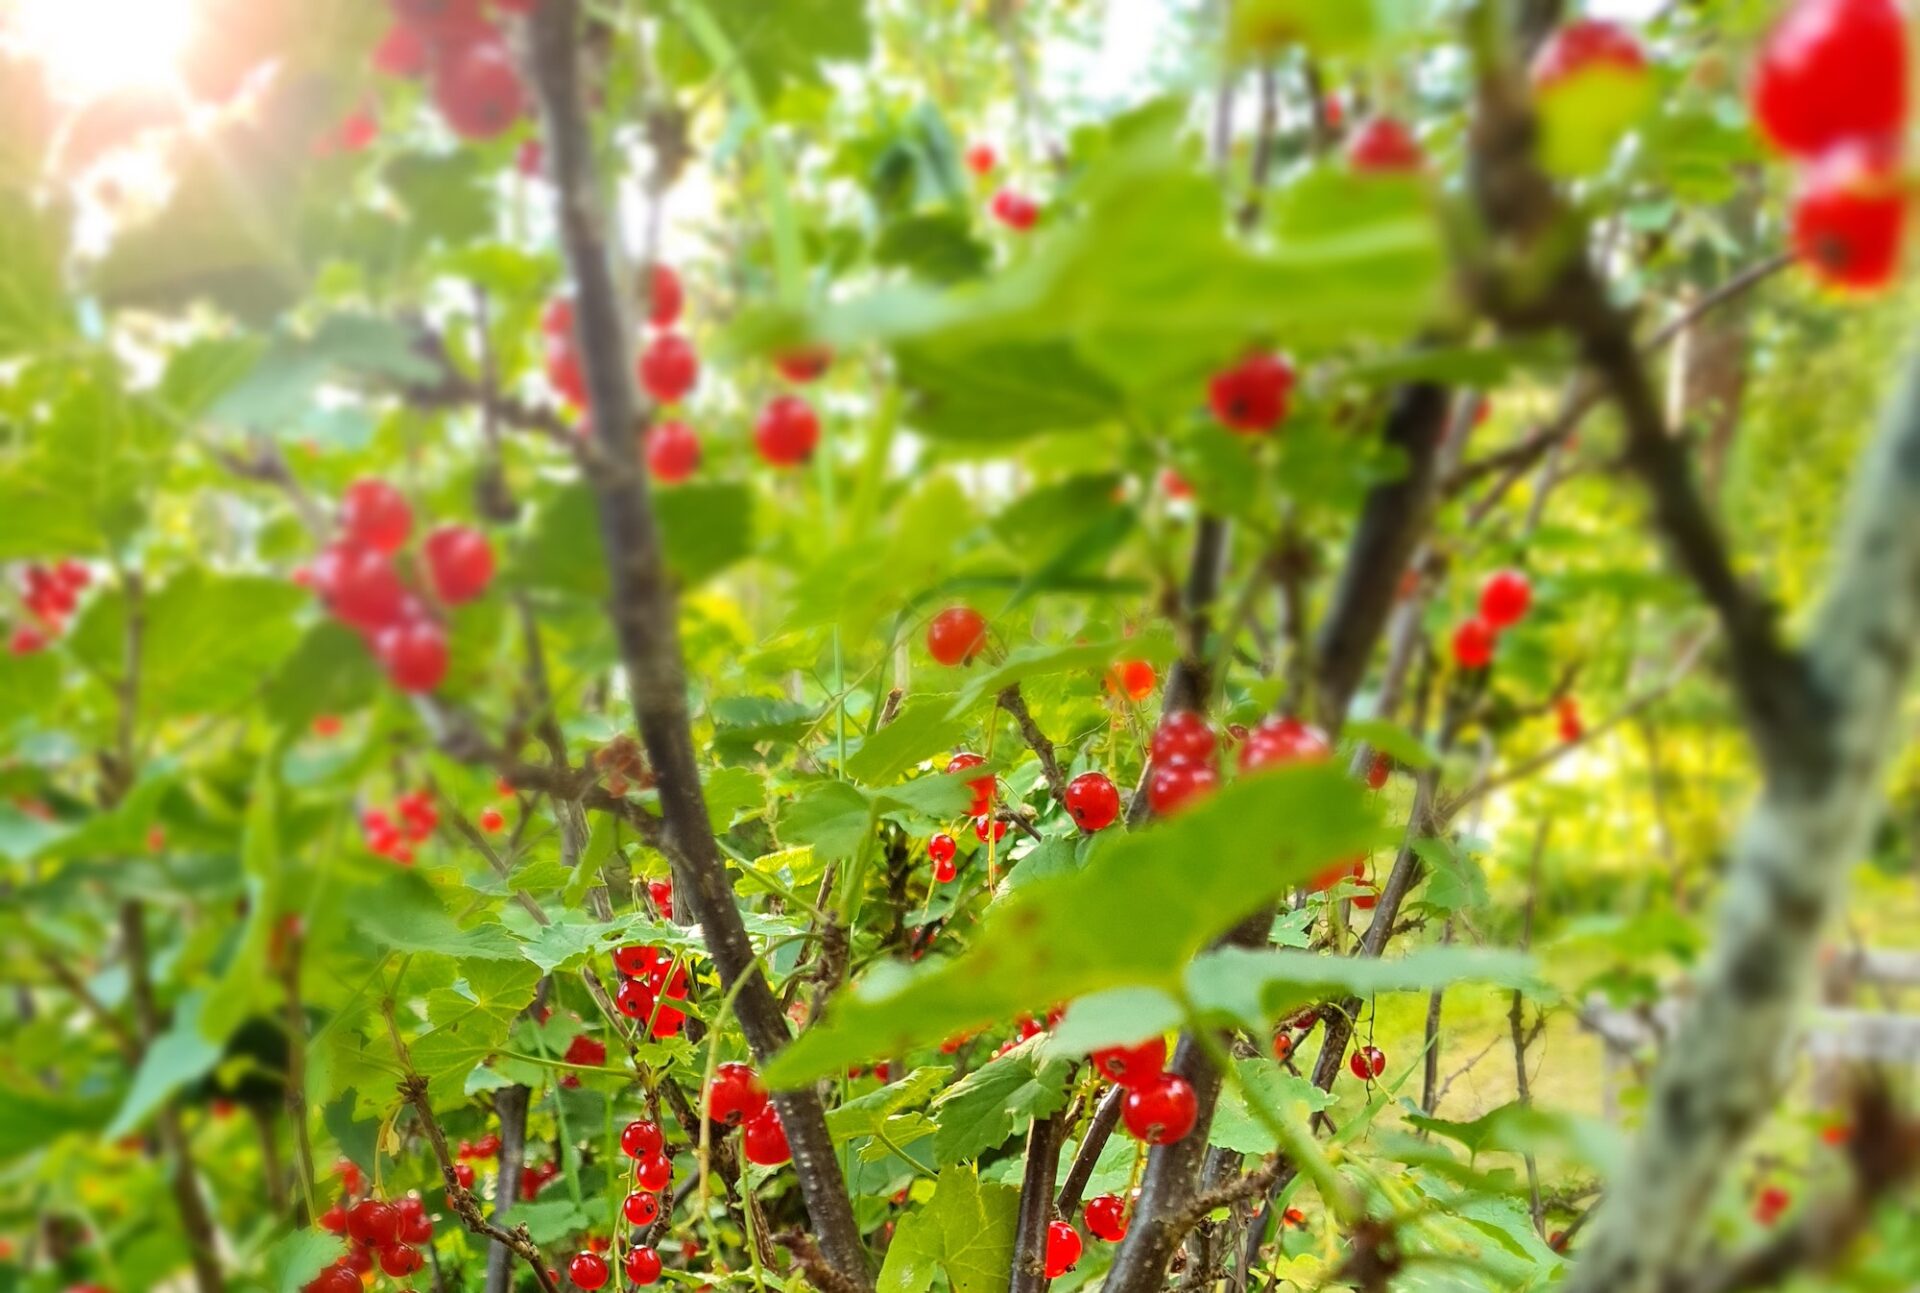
xmin=620 ymin=1119 xmax=664 ymax=1160
xmin=306 ymin=1267 xmax=362 ymax=1293
xmin=340 ymin=479 xmax=412 ymax=554
xmin=1064 ymin=771 xmax=1121 ymax=831
xmin=1348 ymin=1045 xmax=1387 ymax=1081
xmin=754 ymin=394 xmax=820 ymax=466
xmin=379 ymin=1243 xmax=424 ymax=1277
xmin=624 ymin=1246 xmax=663 ymax=1286
xmin=1044 ymin=1219 xmax=1082 ymax=1277
xmin=741 ymin=1106 xmax=791 ymax=1166
xmin=622 ymin=1190 xmax=662 ymax=1226
xmin=1365 ymin=752 xmax=1391 ymax=790
xmin=1531 ymin=19 xmax=1646 ymax=91
xmin=1450 ymin=617 xmax=1496 ymax=670
xmin=775 ymin=346 xmax=832 ymax=383
xmin=965 ymin=142 xmax=997 ymax=175
xmin=434 ymin=42 xmax=523 ymax=141
xmin=616 ymin=977 xmax=655 ymax=1020
xmin=478 ymin=806 xmax=505 ymax=832
xmin=1084 ymin=1193 xmax=1129 ymax=1242
xmin=1146 ymin=757 xmax=1218 ymax=816
xmin=1091 ymin=1035 xmax=1168 ymax=1088
xmin=1238 ymin=715 xmax=1332 ymax=774
xmin=647 ymin=877 xmax=673 ymax=917
xmin=946 ymin=751 xmax=995 ymax=815
xmin=346 ymin=1199 xmax=400 ymax=1247
xmin=563 ymin=1034 xmax=604 ymax=1071
xmin=1346 ymin=117 xmax=1424 ymax=173
xmin=1109 ymin=658 xmax=1157 ymax=701
xmin=424 ymin=525 xmax=495 ymax=604
xmin=646 ymin=420 xmax=701 ymax=483
xmin=319 ymin=1202 xmax=348 ymax=1234
xmin=1121 ymin=1071 xmax=1199 ymax=1144
xmin=645 ymin=264 xmax=683 ymax=328
xmin=927 ymin=607 xmax=989 ymax=666
xmin=1792 ymin=144 xmax=1908 ymax=293
xmin=1753 ymin=0 xmax=1907 ymax=159
xmin=973 ymin=815 xmax=1008 ymax=843
xmin=8 ymin=625 xmax=47 ymax=655
xmin=1150 ymin=711 xmax=1216 ymax=764
xmin=638 ymin=333 xmax=699 ymax=404
xmin=568 ymin=1251 xmax=610 ymax=1290
xmin=989 ymin=188 xmax=1039 ymax=230
xmin=705 ymin=1061 xmax=768 ymax=1127
xmin=1478 ymin=569 xmax=1532 ymax=629
xmin=928 ymin=833 xmax=957 ymax=865
xmin=1207 ymin=352 xmax=1294 ymax=433
xmin=1272 ymin=1031 xmax=1294 ymax=1061
xmin=614 ymin=945 xmax=656 ymax=978
xmin=933 ymin=854 xmax=958 ymax=883
xmin=376 ymin=619 xmax=450 ymax=693
xmin=373 ymin=22 xmax=430 ymax=77
xmin=634 ymin=1152 xmax=672 ymax=1192
xmin=454 ymin=1162 xmax=475 ymax=1188
xmin=1556 ymin=696 xmax=1584 ymax=743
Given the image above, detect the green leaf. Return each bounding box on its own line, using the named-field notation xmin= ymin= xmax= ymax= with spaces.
xmin=875 ymin=213 xmax=990 ymax=284
xmin=877 ymin=1165 xmax=1018 ymax=1293
xmin=496 ymin=1198 xmax=596 ymax=1245
xmin=209 ymin=314 xmax=439 ymax=433
xmin=661 ymin=0 xmax=873 ymax=105
xmin=1184 ymin=946 xmax=1541 ymax=1035
xmin=765 ymin=763 xmax=1380 ymax=1086
xmin=263 ymin=621 xmax=381 ymax=730
xmin=1046 ymin=987 xmax=1182 ymax=1056
xmin=845 ymin=693 xmax=969 ymax=785
xmin=411 ymin=959 xmax=543 ymax=1108
xmin=827 ymin=1066 xmax=951 ymax=1141
xmin=0 ymin=1078 xmax=114 ymax=1161
xmin=946 ymin=632 xmax=1177 ymax=717
xmin=0 ymin=188 xmax=71 ymax=359
xmin=1229 ymin=0 xmax=1377 ymax=57
xmin=930 ymin=1041 xmax=1072 ymax=1166
xmin=1343 ymin=718 xmax=1436 ymax=770
xmin=352 ymin=870 xmax=527 ymax=961
xmin=108 ymin=992 xmax=224 ymax=1138
xmin=703 ymin=765 xmax=765 ymax=831
xmin=517 ymin=481 xmax=755 ymax=597
xmin=1211 ymin=1058 xmax=1335 ymax=1154
xmin=269 ymin=1229 xmax=346 ymax=1293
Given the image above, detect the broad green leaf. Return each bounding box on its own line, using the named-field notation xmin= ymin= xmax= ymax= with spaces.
xmin=0 ymin=1078 xmax=115 ymax=1161
xmin=1211 ymin=1058 xmax=1336 ymax=1154
xmin=1344 ymin=718 xmax=1437 ymax=770
xmin=0 ymin=189 xmax=71 ymax=358
xmin=108 ymin=992 xmax=224 ymax=1137
xmin=765 ymin=764 xmax=1381 ymax=1085
xmin=517 ymin=481 xmax=755 ymax=596
xmin=845 ymin=693 xmax=968 ymax=785
xmin=496 ymin=1198 xmax=597 ymax=1245
xmin=929 ymin=1041 xmax=1072 ymax=1166
xmin=209 ymin=314 xmax=439 ymax=433
xmin=1229 ymin=0 xmax=1377 ymax=57
xmin=877 ymin=1165 xmax=1018 ymax=1293
xmin=268 ymin=1229 xmax=346 ymax=1293
xmin=828 ymin=1066 xmax=951 ymax=1141
xmin=1045 ymin=988 xmax=1182 ymax=1056
xmin=1184 ymin=946 xmax=1540 ymax=1035
xmin=352 ymin=870 xmax=526 ymax=961
xmin=703 ymin=765 xmax=765 ymax=831
xmin=411 ymin=960 xmax=543 ymax=1108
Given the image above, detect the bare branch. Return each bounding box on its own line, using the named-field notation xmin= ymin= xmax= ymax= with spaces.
xmin=998 ymin=683 xmax=1068 ymax=804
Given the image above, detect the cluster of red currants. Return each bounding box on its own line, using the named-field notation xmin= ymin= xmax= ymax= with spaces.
xmin=313 ymin=1162 xmax=436 ymax=1288
xmin=1146 ymin=708 xmax=1332 ymax=818
xmin=369 ymin=0 xmax=533 ymax=144
xmin=359 ymin=789 xmax=439 ymax=865
xmin=706 ymin=1062 xmax=791 ymax=1166
xmin=967 ymin=141 xmax=1040 ymax=231
xmin=1346 ymin=117 xmax=1425 ymax=173
xmin=1091 ymin=1034 xmax=1199 ymax=1146
xmin=566 ymin=1117 xmax=679 ymax=1289
xmin=610 ymin=943 xmax=690 ymax=1039
xmin=560 ymin=1032 xmax=606 ymax=1089
xmin=299 ymin=478 xmax=496 ymax=694
xmin=1449 ymin=568 xmax=1531 ymax=671
xmin=1753 ymin=0 xmax=1909 ymax=292
xmin=7 ymin=559 xmax=89 ymax=655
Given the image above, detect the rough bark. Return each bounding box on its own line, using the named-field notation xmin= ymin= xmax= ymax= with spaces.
xmin=521 ymin=6 xmax=869 ymax=1286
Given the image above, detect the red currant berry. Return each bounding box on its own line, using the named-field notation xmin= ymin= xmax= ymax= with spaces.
xmin=638 ymin=333 xmax=699 ymax=404
xmin=1478 ymin=569 xmax=1531 ymax=629
xmin=973 ymin=815 xmax=1008 ymax=842
xmin=1365 ymin=752 xmax=1391 ymax=790
xmin=1556 ymin=696 xmax=1584 ymax=743
xmin=647 ymin=878 xmax=673 ymax=917
xmin=1064 ymin=771 xmax=1121 ymax=831
xmin=454 ymin=1162 xmax=475 ymax=1188
xmin=754 ymin=394 xmax=820 ymax=466
xmin=1754 ymin=0 xmax=1906 ymax=159
xmin=1121 ymin=1072 xmax=1198 ymax=1144
xmin=742 ymin=1106 xmax=791 ymax=1166
xmin=1238 ymin=716 xmax=1332 ymax=774
xmin=316 ymin=543 xmax=406 ymax=631
xmin=373 ymin=22 xmax=429 ymax=77
xmin=8 ymin=625 xmax=47 ymax=655
xmin=1207 ymin=352 xmax=1294 ymax=433
xmin=927 ymin=607 xmax=989 ymax=666
xmin=613 ymin=944 xmax=655 ymax=978
xmin=705 ymin=1061 xmax=768 ymax=1127
xmin=624 ymin=1245 xmax=663 ymax=1286
xmin=964 ymin=142 xmax=997 ymax=175
xmin=1272 ymin=1031 xmax=1294 ymax=1061
xmin=1091 ymin=1035 xmax=1168 ymax=1088
xmin=563 ymin=1034 xmax=605 ymax=1070
xmin=1348 ymin=1045 xmax=1387 ymax=1081
xmin=945 ymin=751 xmax=995 ymax=815
xmin=1108 ymin=658 xmax=1157 ymax=701
xmin=1084 ymin=1193 xmax=1129 ymax=1242
xmin=1792 ymin=144 xmax=1908 ymax=293
xmin=377 ymin=1242 xmax=423 ymax=1277
xmin=1146 ymin=756 xmax=1218 ymax=816
xmin=775 ymin=346 xmax=832 ymax=383
xmin=307 ymin=1266 xmax=363 ymax=1293
xmin=1346 ymin=117 xmax=1424 ymax=173
xmin=434 ymin=41 xmax=524 ymax=141
xmin=615 ymin=977 xmax=656 ymax=1020
xmin=989 ymin=188 xmax=1039 ymax=230
xmin=1149 ymin=711 xmax=1216 ymax=764
xmin=645 ymin=264 xmax=683 ymax=328
xmin=646 ymin=420 xmax=701 ymax=483
xmin=424 ymin=525 xmax=495 ymax=605
xmin=933 ymin=854 xmax=958 ymax=883
xmin=1044 ymin=1219 xmax=1082 ymax=1277
xmin=346 ymin=1199 xmax=400 ymax=1247
xmin=478 ymin=806 xmax=505 ymax=832
xmin=928 ymin=833 xmax=957 ymax=865
xmin=375 ymin=618 xmax=450 ymax=693
xmin=567 ymin=1251 xmax=610 ymax=1291
xmin=318 ymin=1203 xmax=348 ymax=1234
xmin=1450 ymin=617 xmax=1496 ymax=670
xmin=634 ymin=1152 xmax=672 ymax=1193
xmin=620 ymin=1119 xmax=664 ymax=1160
xmin=622 ymin=1190 xmax=662 ymax=1226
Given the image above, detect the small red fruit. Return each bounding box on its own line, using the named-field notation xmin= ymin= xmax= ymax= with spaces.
xmin=1064 ymin=771 xmax=1121 ymax=831
xmin=965 ymin=142 xmax=997 ymax=175
xmin=478 ymin=806 xmax=505 ymax=832
xmin=1347 ymin=117 xmax=1424 ymax=173
xmin=933 ymin=854 xmax=958 ymax=883
xmin=1091 ymin=1035 xmax=1168 ymax=1088
xmin=1556 ymin=696 xmax=1584 ymax=743
xmin=376 ymin=619 xmax=450 ymax=693
xmin=616 ymin=977 xmax=655 ymax=1020
xmin=620 ymin=1119 xmax=664 ymax=1160
xmin=741 ymin=1106 xmax=791 ymax=1166
xmin=775 ymin=346 xmax=832 ymax=383
xmin=454 ymin=1162 xmax=476 ymax=1188
xmin=1451 ymin=617 xmax=1496 ymax=670
xmin=1121 ymin=1071 xmax=1199 ymax=1144
xmin=1754 ymin=1183 xmax=1792 ymax=1226
xmin=346 ymin=1199 xmax=400 ymax=1247
xmin=568 ymin=1251 xmax=610 ymax=1290
xmin=1084 ymin=1193 xmax=1129 ymax=1242
xmin=1150 ymin=711 xmax=1216 ymax=764
xmin=1044 ymin=1219 xmax=1082 ymax=1277
xmin=1478 ymin=569 xmax=1532 ymax=629
xmin=634 ymin=1152 xmax=672 ymax=1193
xmin=645 ymin=264 xmax=683 ymax=328
xmin=646 ymin=420 xmax=701 ymax=483
xmin=424 ymin=525 xmax=495 ymax=604
xmin=989 ymin=188 xmax=1039 ymax=230
xmin=434 ymin=42 xmax=524 ymax=141
xmin=1530 ymin=19 xmax=1646 ymax=91
xmin=973 ymin=815 xmax=1007 ymax=843
xmin=946 ymin=751 xmax=994 ymax=815
xmin=307 ymin=1267 xmax=362 ymax=1293
xmin=705 ymin=1061 xmax=768 ymax=1127
xmin=1348 ymin=1045 xmax=1387 ymax=1081
xmin=1272 ymin=1031 xmax=1294 ymax=1061
xmin=1792 ymin=144 xmax=1908 ymax=293
xmin=1109 ymin=659 xmax=1157 ymax=701
xmin=754 ymin=394 xmax=820 ymax=466
xmin=928 ymin=833 xmax=957 ymax=865
xmin=373 ymin=23 xmax=430 ymax=77
xmin=1753 ymin=0 xmax=1907 ymax=159
xmin=1207 ymin=352 xmax=1294 ymax=433
xmin=927 ymin=607 xmax=989 ymax=666
xmin=1366 ymin=752 xmax=1391 ymax=790
xmin=378 ymin=1244 xmax=423 ymax=1277
xmin=1146 ymin=757 xmax=1218 ymax=816
xmin=1238 ymin=715 xmax=1331 ymax=773
xmin=319 ymin=1203 xmax=348 ymax=1233
xmin=624 ymin=1246 xmax=663 ymax=1286
xmin=614 ymin=945 xmax=656 ymax=978
xmin=638 ymin=333 xmax=699 ymax=404
xmin=622 ymin=1191 xmax=662 ymax=1226
xmin=340 ymin=479 xmax=412 ymax=554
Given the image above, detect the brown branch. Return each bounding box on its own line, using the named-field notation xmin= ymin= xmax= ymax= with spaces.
xmin=1010 ymin=1112 xmax=1066 ymax=1293
xmin=1055 ymin=1083 xmax=1125 ymax=1217
xmin=33 ymin=945 xmax=139 ymax=1060
xmin=773 ymin=1230 xmax=866 ymax=1293
xmin=998 ymin=683 xmax=1067 ymax=804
